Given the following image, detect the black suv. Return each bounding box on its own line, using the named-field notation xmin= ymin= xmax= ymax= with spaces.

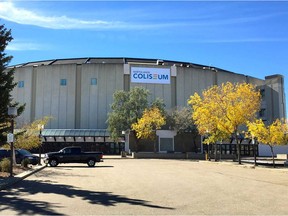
xmin=0 ymin=149 xmax=39 ymax=165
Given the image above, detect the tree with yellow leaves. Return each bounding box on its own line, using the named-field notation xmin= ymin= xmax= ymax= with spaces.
xmin=2 ymin=116 xmax=51 ymax=150
xmin=188 ymin=82 xmax=261 ymax=164
xmin=15 ymin=116 xmax=51 ymax=150
xmin=247 ymin=119 xmax=288 ymax=168
xmin=132 ymin=107 xmax=166 ymax=152
xmin=2 ymin=116 xmax=50 ymax=165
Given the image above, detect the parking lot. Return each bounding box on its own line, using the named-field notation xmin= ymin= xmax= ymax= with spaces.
xmin=1 ymin=158 xmax=288 ymax=215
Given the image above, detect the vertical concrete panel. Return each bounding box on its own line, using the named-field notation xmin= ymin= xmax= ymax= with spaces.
xmin=97 ymin=64 xmax=107 ymax=128
xmin=75 ymin=65 xmax=82 ymax=129
xmin=35 ymin=65 xmax=76 ymax=129
xmin=177 ymin=67 xmax=220 ymax=107
xmin=42 ymin=66 xmax=52 ymax=126
xmin=80 ymin=65 xmax=90 ymax=128
xmin=171 ymin=77 xmax=176 ymax=109
xmin=51 ymin=66 xmax=61 ymax=128
xmin=176 ymin=67 xmax=185 ymax=107
xmin=12 ymin=66 xmax=33 ymax=127
xmin=89 ymin=81 xmax=98 ymax=129
xmin=217 ymin=71 xmax=246 ymax=85
xmin=183 ymin=68 xmax=191 ymax=106
xmin=35 ymin=66 xmax=45 ymax=122
xmin=65 ymin=65 xmax=76 ymax=128
xmin=81 ymin=64 xmax=124 ymax=129
xmin=265 ymin=75 xmax=286 ymax=122
xmin=199 ymin=69 xmax=214 ymax=94
xmin=90 ymin=65 xmax=100 ymax=128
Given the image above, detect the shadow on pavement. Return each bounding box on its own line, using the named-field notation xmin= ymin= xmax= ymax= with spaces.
xmin=52 ymin=165 xmax=114 ymax=168
xmin=0 ymin=190 xmax=64 ymax=215
xmin=0 ymin=179 xmax=174 ymax=215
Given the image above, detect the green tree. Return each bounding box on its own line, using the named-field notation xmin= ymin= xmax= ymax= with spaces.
xmin=132 ymin=107 xmax=166 ymax=152
xmin=188 ymin=82 xmax=261 ymax=164
xmin=0 ymin=23 xmax=25 ymax=145
xmin=247 ymin=119 xmax=288 ymax=168
xmin=171 ymin=107 xmax=194 ymax=133
xmin=169 ymin=107 xmax=199 ymax=152
xmin=107 ymin=87 xmax=149 ymax=151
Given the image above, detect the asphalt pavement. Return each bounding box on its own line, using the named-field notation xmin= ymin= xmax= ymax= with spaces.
xmin=1 ymin=158 xmax=288 ymax=215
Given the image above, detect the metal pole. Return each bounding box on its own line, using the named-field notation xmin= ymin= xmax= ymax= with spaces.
xmin=38 ymin=128 xmax=42 ymax=165
xmin=10 ymin=118 xmax=14 ymax=177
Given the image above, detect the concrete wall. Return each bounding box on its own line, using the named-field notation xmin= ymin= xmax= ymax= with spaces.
xmin=10 ymin=60 xmax=286 ymax=133
xmin=216 ymin=71 xmax=247 ymax=85
xmin=80 ymin=64 xmax=124 ymax=129
xmin=259 ymin=144 xmax=288 ymax=157
xmin=265 ymin=75 xmax=286 ymax=123
xmin=34 ymin=64 xmax=77 ymax=129
xmin=12 ymin=66 xmax=33 ymax=126
xmin=176 ymin=67 xmax=215 ymax=107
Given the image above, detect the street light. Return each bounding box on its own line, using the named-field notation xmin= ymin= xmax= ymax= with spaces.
xmin=122 ymin=130 xmax=130 ymax=154
xmin=38 ymin=124 xmax=44 ymax=165
xmin=8 ymin=106 xmax=17 ymax=177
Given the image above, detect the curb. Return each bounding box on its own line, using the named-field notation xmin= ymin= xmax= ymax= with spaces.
xmin=0 ymin=164 xmax=46 ymax=191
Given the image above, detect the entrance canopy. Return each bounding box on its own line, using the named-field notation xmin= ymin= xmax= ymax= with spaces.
xmin=42 ymin=129 xmax=124 ymax=143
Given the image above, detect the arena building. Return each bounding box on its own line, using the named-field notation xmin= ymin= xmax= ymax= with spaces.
xmin=9 ymin=57 xmax=287 ymax=156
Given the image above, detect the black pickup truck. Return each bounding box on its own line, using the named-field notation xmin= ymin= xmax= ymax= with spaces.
xmin=44 ymin=147 xmax=103 ymax=167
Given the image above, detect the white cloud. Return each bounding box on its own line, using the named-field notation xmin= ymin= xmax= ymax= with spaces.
xmin=6 ymin=40 xmax=48 ymax=51
xmin=0 ymin=2 xmax=126 ymax=29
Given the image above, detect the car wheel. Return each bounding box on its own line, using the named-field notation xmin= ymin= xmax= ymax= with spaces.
xmin=49 ymin=159 xmax=58 ymax=167
xmin=87 ymin=159 xmax=96 ymax=167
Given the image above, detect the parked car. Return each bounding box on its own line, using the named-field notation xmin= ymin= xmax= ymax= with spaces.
xmin=44 ymin=146 xmax=103 ymax=167
xmin=0 ymin=148 xmax=39 ymax=165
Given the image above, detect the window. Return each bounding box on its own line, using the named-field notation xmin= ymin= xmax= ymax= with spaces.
xmin=60 ymin=79 xmax=67 ymax=86
xmin=91 ymin=78 xmax=97 ymax=85
xmin=18 ymin=81 xmax=24 ymax=88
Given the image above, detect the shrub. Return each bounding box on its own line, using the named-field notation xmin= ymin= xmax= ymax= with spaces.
xmin=21 ymin=158 xmax=30 ymax=168
xmin=0 ymin=158 xmax=11 ymax=172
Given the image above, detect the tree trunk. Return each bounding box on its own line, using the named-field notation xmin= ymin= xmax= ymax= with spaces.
xmin=269 ymin=145 xmax=276 ymax=168
xmin=253 ymin=143 xmax=257 ymax=166
xmin=236 ymin=136 xmax=241 ymax=164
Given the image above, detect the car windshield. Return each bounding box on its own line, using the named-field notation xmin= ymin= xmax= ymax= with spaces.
xmin=18 ymin=149 xmax=32 ymax=156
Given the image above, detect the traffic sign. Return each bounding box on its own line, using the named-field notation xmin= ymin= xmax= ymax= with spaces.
xmin=7 ymin=133 xmax=14 ymax=143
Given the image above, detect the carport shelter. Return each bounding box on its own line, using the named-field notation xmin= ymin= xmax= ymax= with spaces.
xmin=41 ymin=129 xmax=125 ymax=155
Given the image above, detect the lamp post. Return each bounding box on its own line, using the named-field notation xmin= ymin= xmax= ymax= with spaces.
xmin=122 ymin=129 xmax=131 ymax=154
xmin=8 ymin=107 xmax=17 ymax=177
xmin=38 ymin=124 xmax=44 ymax=165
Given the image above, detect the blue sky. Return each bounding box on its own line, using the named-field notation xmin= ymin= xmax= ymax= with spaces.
xmin=0 ymin=0 xmax=287 ymax=116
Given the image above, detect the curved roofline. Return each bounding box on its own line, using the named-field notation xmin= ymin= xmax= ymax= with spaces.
xmin=9 ymin=56 xmax=247 ymax=77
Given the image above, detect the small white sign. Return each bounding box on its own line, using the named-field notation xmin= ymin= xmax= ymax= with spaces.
xmin=7 ymin=133 xmax=14 ymax=143
xmin=131 ymin=67 xmax=170 ymax=84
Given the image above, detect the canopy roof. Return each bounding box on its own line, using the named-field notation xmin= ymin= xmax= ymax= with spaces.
xmin=42 ymin=129 xmax=112 ymax=137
